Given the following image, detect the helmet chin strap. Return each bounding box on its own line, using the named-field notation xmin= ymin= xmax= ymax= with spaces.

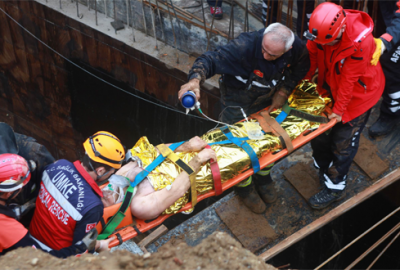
xmin=88 ymin=159 xmax=110 ymax=181
xmin=0 ymin=190 xmax=20 ymax=205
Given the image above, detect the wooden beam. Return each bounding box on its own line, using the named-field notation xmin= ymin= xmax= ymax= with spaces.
xmin=259 ymin=168 xmax=400 ymax=261
xmin=138 ymin=224 xmax=168 ymax=250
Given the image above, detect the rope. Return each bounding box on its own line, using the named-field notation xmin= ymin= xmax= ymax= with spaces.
xmin=314 ymin=205 xmax=400 ymax=270
xmin=0 ymin=6 xmax=212 ymax=123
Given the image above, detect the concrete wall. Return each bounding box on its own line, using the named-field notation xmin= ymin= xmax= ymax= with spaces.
xmin=0 ymin=0 xmax=219 ymax=161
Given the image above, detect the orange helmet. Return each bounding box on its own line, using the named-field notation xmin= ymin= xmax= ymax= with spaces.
xmin=0 ymin=154 xmax=31 ymax=192
xmin=83 ymin=131 xmax=125 ymax=169
xmin=304 ymin=2 xmax=347 ymax=44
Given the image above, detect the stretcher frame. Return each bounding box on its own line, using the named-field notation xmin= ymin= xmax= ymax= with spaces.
xmin=97 ymin=108 xmax=336 ymax=248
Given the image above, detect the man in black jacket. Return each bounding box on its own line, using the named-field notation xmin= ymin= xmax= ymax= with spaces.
xmin=178 ymin=23 xmax=310 ymax=213
xmin=369 ymin=0 xmax=400 ymax=137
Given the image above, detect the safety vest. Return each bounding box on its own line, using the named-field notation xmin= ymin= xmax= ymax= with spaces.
xmin=0 ymin=205 xmax=27 ymax=252
xmin=30 ymin=160 xmax=103 ymax=250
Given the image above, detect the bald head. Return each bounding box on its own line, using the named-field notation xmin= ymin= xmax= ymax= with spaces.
xmin=263 ymin=23 xmax=295 ymax=51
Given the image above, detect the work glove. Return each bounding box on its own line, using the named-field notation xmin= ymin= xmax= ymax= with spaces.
xmin=267 ymin=90 xmax=288 ymax=113
xmin=81 ymin=228 xmax=98 ymax=251
xmin=371 ymin=38 xmax=386 ymax=66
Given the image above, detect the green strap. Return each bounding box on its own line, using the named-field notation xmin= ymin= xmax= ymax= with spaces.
xmin=282 ymin=103 xmax=329 ymax=123
xmin=97 ymin=185 xmax=135 ymax=240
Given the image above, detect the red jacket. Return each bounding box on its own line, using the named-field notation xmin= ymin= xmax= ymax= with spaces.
xmin=305 ymin=10 xmax=385 ymax=123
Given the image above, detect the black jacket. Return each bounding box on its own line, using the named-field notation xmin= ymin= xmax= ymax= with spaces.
xmin=379 ymin=0 xmax=400 ymax=52
xmin=188 ymin=29 xmax=310 ymax=95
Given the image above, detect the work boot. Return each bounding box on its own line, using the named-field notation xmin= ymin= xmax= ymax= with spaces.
xmin=368 ymin=113 xmax=399 ymax=137
xmin=253 ymin=174 xmax=277 ymax=204
xmin=210 ymin=6 xmax=223 ymax=20
xmin=308 ymin=187 xmax=345 ymax=209
xmin=234 ymin=182 xmax=266 ymax=214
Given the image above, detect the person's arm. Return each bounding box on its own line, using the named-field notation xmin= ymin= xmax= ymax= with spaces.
xmin=331 ymin=44 xmax=372 ymax=121
xmin=179 ymin=31 xmax=257 ymax=100
xmin=72 ymin=204 xmax=103 ymax=250
xmin=379 ymin=0 xmax=400 ymax=53
xmin=304 ymin=40 xmax=318 ymax=80
xmin=130 ymin=148 xmax=217 ymax=220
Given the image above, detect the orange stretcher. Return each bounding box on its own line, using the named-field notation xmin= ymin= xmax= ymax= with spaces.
xmin=97 ymin=107 xmax=336 ymax=248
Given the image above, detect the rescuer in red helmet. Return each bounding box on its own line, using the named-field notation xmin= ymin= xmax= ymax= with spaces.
xmin=0 ymin=153 xmax=113 ymax=257
xmin=304 ymin=2 xmax=385 ymax=209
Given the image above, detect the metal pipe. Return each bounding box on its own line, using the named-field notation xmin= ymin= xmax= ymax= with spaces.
xmin=150 ymin=5 xmax=158 ymax=50
xmin=244 ymin=0 xmax=249 ymax=32
xmin=88 ymin=0 xmax=90 ymax=11
xmin=76 ymin=0 xmax=83 ymax=18
xmin=95 ymin=0 xmax=98 ymax=25
xmin=60 ymin=0 xmax=62 ymax=9
xmin=206 ymin=0 xmax=219 ymax=51
xmin=169 ymin=0 xmax=185 ymax=52
xmin=300 ymin=0 xmax=306 ymax=39
xmin=155 ymin=0 xmax=165 ymax=43
xmin=199 ymin=0 xmax=209 ymax=51
xmin=166 ymin=3 xmax=179 ymax=63
xmin=141 ymin=0 xmax=148 ymax=35
xmin=113 ymin=0 xmax=116 ymax=20
xmin=228 ymin=0 xmax=234 ymax=41
xmin=129 ymin=0 xmax=135 ymax=42
xmin=104 ymin=0 xmax=108 ymax=17
xmin=265 ymin=0 xmax=270 ymax=27
xmin=126 ymin=0 xmax=130 ymax=28
xmin=366 ymin=230 xmax=400 ymax=270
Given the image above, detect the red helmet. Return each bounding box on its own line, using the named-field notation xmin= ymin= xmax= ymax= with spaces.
xmin=304 ymin=2 xmax=347 ymax=44
xmin=0 ymin=154 xmax=31 ymax=192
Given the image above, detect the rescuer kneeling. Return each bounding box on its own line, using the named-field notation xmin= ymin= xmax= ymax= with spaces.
xmin=304 ymin=2 xmax=385 ymax=209
xmin=0 ymin=153 xmax=112 ymax=257
xmin=29 ymin=131 xmax=124 ymax=255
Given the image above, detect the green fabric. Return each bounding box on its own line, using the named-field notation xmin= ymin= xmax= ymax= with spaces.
xmin=97 ymin=185 xmax=134 ymax=240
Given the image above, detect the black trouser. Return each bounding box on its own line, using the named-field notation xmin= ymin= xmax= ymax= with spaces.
xmin=379 ymin=45 xmax=400 ymax=117
xmin=311 ymin=109 xmax=370 ymax=190
xmin=207 ymin=0 xmax=222 ymax=7
xmin=219 ymin=80 xmax=274 ymax=124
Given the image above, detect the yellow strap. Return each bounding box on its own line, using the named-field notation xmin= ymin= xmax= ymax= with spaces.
xmin=157 ymin=144 xmax=197 ymax=206
xmin=190 ymin=174 xmax=197 ymax=207
xmin=157 ymin=144 xmax=195 ymax=175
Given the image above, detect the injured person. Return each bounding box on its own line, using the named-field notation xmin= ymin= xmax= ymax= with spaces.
xmin=101 ymin=81 xmax=331 ymax=220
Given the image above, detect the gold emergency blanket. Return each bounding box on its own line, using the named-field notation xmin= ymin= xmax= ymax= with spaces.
xmin=131 ymin=81 xmax=331 ymax=214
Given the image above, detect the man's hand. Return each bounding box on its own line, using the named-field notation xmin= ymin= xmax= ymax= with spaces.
xmin=267 ymin=90 xmax=288 ymax=113
xmin=188 ymin=148 xmax=217 ymax=172
xmin=176 ymin=136 xmax=207 ymax=152
xmin=371 ymin=38 xmax=386 ymax=66
xmin=328 ymin=112 xmax=342 ymax=123
xmin=95 ymin=237 xmax=115 ymax=253
xmin=178 ymin=79 xmax=201 ymax=100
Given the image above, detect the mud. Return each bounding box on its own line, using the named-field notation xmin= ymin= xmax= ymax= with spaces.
xmin=0 ymin=232 xmax=276 ymax=270
xmin=353 ymin=135 xmax=389 ymax=179
xmin=216 ymin=196 xmax=277 ymax=252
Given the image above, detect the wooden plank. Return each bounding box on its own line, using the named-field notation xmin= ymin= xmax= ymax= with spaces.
xmin=138 ymin=224 xmax=168 ymax=249
xmin=353 ymin=134 xmax=389 ymax=179
xmin=259 ymin=168 xmax=400 ymax=261
xmin=284 ymin=163 xmax=320 ymax=201
xmin=216 ymin=196 xmax=277 ymax=253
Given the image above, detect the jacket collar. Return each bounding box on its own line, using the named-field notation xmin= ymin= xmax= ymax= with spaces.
xmin=73 ymin=161 xmax=103 ymax=197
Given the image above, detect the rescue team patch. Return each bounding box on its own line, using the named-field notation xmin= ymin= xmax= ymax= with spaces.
xmin=254 ymin=70 xmax=264 ymax=78
xmin=86 ymin=223 xmax=96 ymax=233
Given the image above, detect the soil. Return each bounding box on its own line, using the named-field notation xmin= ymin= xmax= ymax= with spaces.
xmin=0 ymin=232 xmax=276 ymax=270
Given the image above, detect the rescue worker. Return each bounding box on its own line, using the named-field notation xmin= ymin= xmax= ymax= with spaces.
xmin=369 ymin=0 xmax=400 ymax=137
xmin=178 ymin=23 xmax=310 ymax=214
xmin=0 ymin=122 xmax=55 ymax=206
xmin=304 ymin=2 xmax=385 ymax=209
xmin=29 ymin=132 xmax=125 ymax=252
xmin=0 ymin=153 xmax=112 ymax=257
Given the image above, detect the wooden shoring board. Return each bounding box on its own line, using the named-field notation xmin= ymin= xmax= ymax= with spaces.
xmin=353 ymin=134 xmax=389 ymax=179
xmin=258 ymin=168 xmax=400 ymax=261
xmin=284 ymin=162 xmax=320 ymax=201
xmin=215 ymin=196 xmax=277 ymax=253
